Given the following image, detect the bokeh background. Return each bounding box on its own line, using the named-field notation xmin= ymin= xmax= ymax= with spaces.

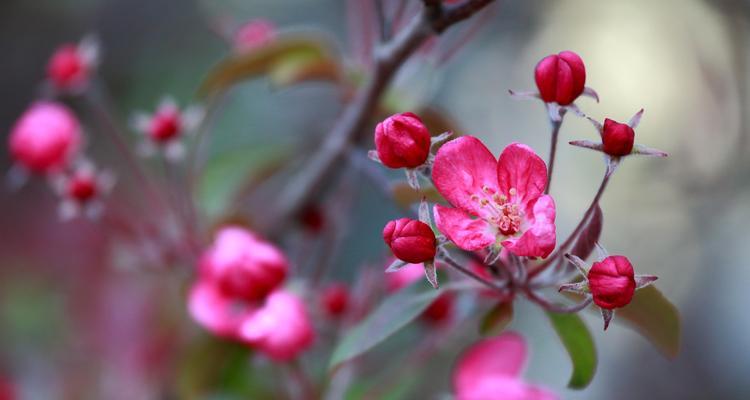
xmin=1 ymin=0 xmax=749 ymax=399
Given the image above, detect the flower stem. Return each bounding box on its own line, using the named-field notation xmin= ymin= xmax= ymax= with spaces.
xmin=524 ymin=288 xmax=592 ymax=313
xmin=545 ymin=117 xmax=563 ymax=194
xmin=440 ymin=252 xmax=508 ymax=294
xmin=529 ymin=167 xmax=611 ymax=279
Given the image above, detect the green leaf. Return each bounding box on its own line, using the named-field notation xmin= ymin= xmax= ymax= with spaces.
xmin=479 ymin=301 xmax=513 ymax=336
xmin=199 ymin=35 xmax=341 ymax=97
xmin=329 ymin=282 xmax=441 ymax=370
xmin=198 ymin=144 xmax=289 ymax=220
xmin=546 ymin=312 xmax=597 ymax=389
xmin=617 ymin=285 xmax=681 ymax=359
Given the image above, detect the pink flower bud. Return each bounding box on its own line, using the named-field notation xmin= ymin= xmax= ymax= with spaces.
xmin=47 ymin=44 xmax=90 ymax=89
xmin=234 ymin=19 xmax=276 ymax=53
xmin=374 ymin=112 xmax=431 ymax=169
xmin=200 ymin=226 xmax=288 ymax=302
xmin=383 ymin=218 xmax=437 ymax=263
xmin=321 ymin=283 xmax=349 ymax=317
xmin=601 ymin=118 xmax=635 ymax=156
xmin=587 ymin=255 xmax=636 ymax=309
xmin=534 ymin=51 xmax=586 ymax=106
xmin=239 ymin=290 xmax=315 ymax=361
xmin=8 ymin=102 xmax=81 ymax=174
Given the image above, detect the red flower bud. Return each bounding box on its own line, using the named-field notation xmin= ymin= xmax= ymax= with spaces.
xmin=374 ymin=112 xmax=431 ymax=169
xmin=534 ymin=51 xmax=586 ymax=106
xmin=601 ymin=118 xmax=635 ymax=156
xmin=587 ymin=255 xmax=636 ymax=309
xmin=148 ymin=108 xmax=182 ymax=142
xmin=67 ymin=171 xmax=98 ymax=203
xmin=421 ymin=292 xmax=455 ymax=325
xmin=47 ymin=44 xmax=89 ymax=90
xmin=382 ymin=218 xmax=437 ymax=263
xmin=321 ymin=283 xmax=349 ymax=317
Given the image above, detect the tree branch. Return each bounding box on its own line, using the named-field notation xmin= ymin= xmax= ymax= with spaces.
xmin=263 ymin=0 xmax=496 ymax=235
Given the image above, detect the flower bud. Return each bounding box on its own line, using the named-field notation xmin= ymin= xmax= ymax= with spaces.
xmin=67 ymin=170 xmax=98 ymax=203
xmin=148 ymin=106 xmax=182 ymax=143
xmin=200 ymin=226 xmax=288 ymax=302
xmin=234 ymin=19 xmax=276 ymax=53
xmin=383 ymin=218 xmax=437 ymax=263
xmin=47 ymin=43 xmax=90 ymax=89
xmin=587 ymin=255 xmax=636 ymax=309
xmin=239 ymin=290 xmax=315 ymax=361
xmin=374 ymin=112 xmax=431 ymax=169
xmin=8 ymin=102 xmax=81 ymax=174
xmin=601 ymin=118 xmax=635 ymax=156
xmin=321 ymin=283 xmax=349 ymax=317
xmin=534 ymin=51 xmax=586 ymax=106
xmin=421 ymin=292 xmax=455 ymax=326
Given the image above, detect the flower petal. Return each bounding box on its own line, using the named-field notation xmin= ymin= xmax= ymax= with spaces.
xmin=188 ymin=282 xmax=254 ymax=339
xmin=432 ymin=136 xmax=499 ymax=217
xmin=501 ymin=195 xmax=556 ymax=258
xmin=453 ymin=332 xmax=528 ymax=394
xmin=434 ymin=205 xmax=496 ymax=251
xmin=457 ymin=375 xmax=558 ymax=400
xmin=497 ymin=143 xmax=547 ymax=207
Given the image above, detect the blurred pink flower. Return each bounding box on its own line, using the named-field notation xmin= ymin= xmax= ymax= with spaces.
xmin=453 ymin=332 xmax=556 ymax=400
xmin=385 ymin=261 xmax=425 ymax=292
xmin=239 ymin=290 xmax=315 ymax=361
xmin=46 ymin=37 xmax=98 ymax=90
xmin=234 ymin=19 xmax=276 ymax=52
xmin=8 ymin=101 xmax=81 ymax=174
xmin=432 ymin=137 xmax=556 ymax=258
xmin=131 ymin=97 xmax=203 ymax=162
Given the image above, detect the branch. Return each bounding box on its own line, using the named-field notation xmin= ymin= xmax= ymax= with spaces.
xmin=263 ymin=0 xmax=496 ymax=235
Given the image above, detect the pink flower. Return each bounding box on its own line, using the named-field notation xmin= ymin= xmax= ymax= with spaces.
xmin=588 ymin=255 xmax=636 ymax=310
xmin=534 ymin=51 xmax=586 ymax=106
xmin=199 ymin=226 xmax=288 ymax=302
xmin=131 ymin=97 xmax=203 ymax=162
xmin=382 ymin=218 xmax=437 ymax=263
xmin=321 ymin=283 xmax=350 ymax=318
xmin=374 ymin=112 xmax=431 ymax=169
xmin=51 ymin=160 xmax=115 ymax=220
xmin=234 ymin=19 xmax=277 ymax=52
xmin=453 ymin=332 xmax=556 ymax=400
xmin=432 ymin=136 xmax=556 ymax=258
xmin=8 ymin=101 xmax=81 ymax=174
xmin=188 ymin=280 xmax=255 ymax=339
xmin=238 ymin=290 xmax=315 ymax=361
xmin=47 ymin=38 xmax=98 ymax=90
xmin=601 ymin=118 xmax=635 ymax=156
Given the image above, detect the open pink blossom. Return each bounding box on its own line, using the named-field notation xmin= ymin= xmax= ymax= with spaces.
xmin=234 ymin=19 xmax=276 ymax=52
xmin=453 ymin=332 xmax=556 ymax=400
xmin=199 ymin=226 xmax=288 ymax=302
xmin=8 ymin=101 xmax=82 ymax=174
xmin=432 ymin=136 xmax=556 ymax=258
xmin=238 ymin=290 xmax=315 ymax=361
xmin=188 ymin=280 xmax=257 ymax=339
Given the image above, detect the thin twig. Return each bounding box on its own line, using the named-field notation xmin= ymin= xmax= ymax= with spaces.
xmin=545 ymin=118 xmax=563 ymax=194
xmin=524 ymin=288 xmax=592 ymax=314
xmin=440 ymin=252 xmax=508 ymax=294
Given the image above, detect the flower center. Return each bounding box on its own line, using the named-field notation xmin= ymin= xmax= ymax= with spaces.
xmin=471 ymin=186 xmax=522 ymax=236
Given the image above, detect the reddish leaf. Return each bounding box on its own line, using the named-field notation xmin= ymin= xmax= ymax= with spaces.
xmin=570 ymin=205 xmax=603 ymax=260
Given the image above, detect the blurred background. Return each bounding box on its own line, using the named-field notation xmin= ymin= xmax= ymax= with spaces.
xmin=1 ymin=0 xmax=749 ymax=398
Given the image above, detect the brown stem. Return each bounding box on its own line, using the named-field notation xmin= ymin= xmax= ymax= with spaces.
xmin=545 ymin=117 xmax=563 ymax=194
xmin=264 ymin=0 xmax=496 ymax=235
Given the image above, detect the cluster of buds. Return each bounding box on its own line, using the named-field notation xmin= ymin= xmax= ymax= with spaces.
xmin=188 ymin=226 xmax=314 ymax=360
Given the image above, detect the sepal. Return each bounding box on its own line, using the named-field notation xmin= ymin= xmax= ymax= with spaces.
xmin=423 ymin=261 xmax=438 ymax=289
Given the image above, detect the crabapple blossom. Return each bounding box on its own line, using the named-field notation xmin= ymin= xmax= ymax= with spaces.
xmin=453 ymin=332 xmax=556 ymax=400
xmin=199 ymin=226 xmax=288 ymax=302
xmin=238 ymin=290 xmax=315 ymax=361
xmin=535 ymin=51 xmax=586 ymax=106
xmin=8 ymin=101 xmax=81 ymax=175
xmin=601 ymin=118 xmax=635 ymax=156
xmin=374 ymin=112 xmax=431 ymax=169
xmin=432 ymin=136 xmax=556 ymax=258
xmin=234 ymin=19 xmax=276 ymax=52
xmin=321 ymin=283 xmax=350 ymax=318
xmin=131 ymin=97 xmax=203 ymax=162
xmin=52 ymin=160 xmax=115 ymax=220
xmin=382 ymin=218 xmax=437 ymax=264
xmin=47 ymin=37 xmax=98 ymax=90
